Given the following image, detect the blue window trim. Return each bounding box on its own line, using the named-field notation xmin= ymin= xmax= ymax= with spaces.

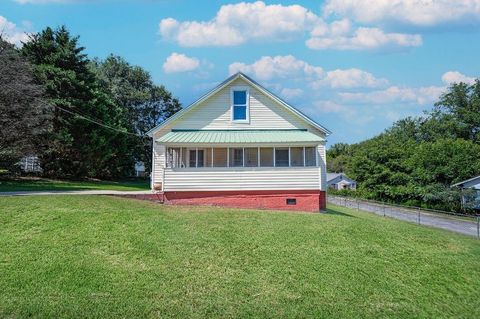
xmin=230 ymin=86 xmax=250 ymax=123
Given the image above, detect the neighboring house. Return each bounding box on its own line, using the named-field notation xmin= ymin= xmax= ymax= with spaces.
xmin=327 ymin=173 xmax=356 ymax=190
xmin=452 ymin=176 xmax=480 ymax=210
xmin=134 ymin=161 xmax=145 ymax=177
xmin=19 ymin=155 xmax=42 ymax=173
xmin=147 ymin=72 xmax=331 ymax=212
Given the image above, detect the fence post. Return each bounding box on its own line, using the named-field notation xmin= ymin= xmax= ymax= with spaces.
xmin=417 ymin=207 xmax=421 ymax=225
xmin=357 ymin=199 xmax=359 ymax=210
xmin=477 ymin=216 xmax=479 ymax=239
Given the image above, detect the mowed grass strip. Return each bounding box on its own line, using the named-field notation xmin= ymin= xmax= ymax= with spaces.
xmin=0 ymin=178 xmax=149 ymax=192
xmin=0 ymin=196 xmax=479 ymax=318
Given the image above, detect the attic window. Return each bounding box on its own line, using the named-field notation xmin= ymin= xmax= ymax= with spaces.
xmin=231 ymin=87 xmax=249 ymax=122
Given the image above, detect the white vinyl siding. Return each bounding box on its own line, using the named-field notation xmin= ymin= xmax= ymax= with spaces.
xmin=162 ymin=167 xmax=320 ymax=191
xmin=160 ymin=78 xmax=320 ymax=133
xmin=152 ymin=143 xmax=165 ymax=188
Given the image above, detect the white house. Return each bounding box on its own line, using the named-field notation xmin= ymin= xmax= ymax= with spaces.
xmin=452 ymin=176 xmax=480 ymax=210
xmin=327 ymin=173 xmax=357 ymax=190
xmin=147 ymin=73 xmax=331 ymax=212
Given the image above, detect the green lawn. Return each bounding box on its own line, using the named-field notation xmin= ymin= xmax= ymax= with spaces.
xmin=0 ymin=178 xmax=149 ymax=192
xmin=1 ymin=196 xmax=479 ymax=318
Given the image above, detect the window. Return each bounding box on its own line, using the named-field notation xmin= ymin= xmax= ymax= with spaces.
xmin=229 ymin=148 xmax=244 ymax=167
xmin=260 ymin=148 xmax=273 ymax=167
xmin=232 ymin=89 xmax=248 ymax=121
xmin=290 ymin=147 xmax=304 ymax=167
xmin=275 ymin=148 xmax=289 ymax=167
xmin=244 ymin=148 xmax=258 ymax=167
xmin=213 ymin=148 xmax=228 ymax=167
xmin=305 ymin=147 xmax=316 ymax=166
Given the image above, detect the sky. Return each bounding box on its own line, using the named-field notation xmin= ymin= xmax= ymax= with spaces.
xmin=2 ymin=0 xmax=480 ymax=146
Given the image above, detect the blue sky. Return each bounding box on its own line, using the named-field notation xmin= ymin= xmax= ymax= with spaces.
xmin=2 ymin=0 xmax=480 ymax=146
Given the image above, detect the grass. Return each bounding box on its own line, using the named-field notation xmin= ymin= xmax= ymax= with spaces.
xmin=1 ymin=196 xmax=479 ymax=318
xmin=0 ymin=177 xmax=149 ymax=192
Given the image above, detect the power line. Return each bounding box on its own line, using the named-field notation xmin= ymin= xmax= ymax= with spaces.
xmin=3 ymin=82 xmax=146 ymax=137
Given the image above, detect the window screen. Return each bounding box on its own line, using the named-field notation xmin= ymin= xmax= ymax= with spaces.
xmin=290 ymin=147 xmax=304 ymax=167
xmin=260 ymin=148 xmax=273 ymax=167
xmin=244 ymin=148 xmax=258 ymax=167
xmin=275 ymin=148 xmax=289 ymax=167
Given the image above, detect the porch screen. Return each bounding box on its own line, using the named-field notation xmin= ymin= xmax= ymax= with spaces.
xmin=290 ymin=147 xmax=304 ymax=167
xmin=244 ymin=148 xmax=258 ymax=167
xmin=213 ymin=148 xmax=228 ymax=167
xmin=260 ymin=148 xmax=273 ymax=167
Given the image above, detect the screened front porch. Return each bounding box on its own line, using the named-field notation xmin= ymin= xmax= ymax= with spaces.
xmin=165 ymin=146 xmax=318 ymax=169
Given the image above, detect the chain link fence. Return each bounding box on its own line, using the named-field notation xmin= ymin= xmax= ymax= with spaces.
xmin=328 ymin=195 xmax=480 ymax=238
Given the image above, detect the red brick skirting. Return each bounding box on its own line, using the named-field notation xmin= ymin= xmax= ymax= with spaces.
xmin=116 ymin=190 xmax=326 ymax=212
xmin=163 ymin=190 xmax=326 ymax=212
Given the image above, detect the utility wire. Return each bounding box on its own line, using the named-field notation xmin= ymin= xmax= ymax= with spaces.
xmin=3 ymin=82 xmax=146 ymax=137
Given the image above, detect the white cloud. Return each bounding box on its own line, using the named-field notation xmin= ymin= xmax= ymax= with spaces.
xmin=159 ymin=1 xmax=423 ymax=51
xmin=313 ymin=68 xmax=388 ymax=89
xmin=0 ymin=16 xmax=30 ymax=46
xmin=229 ymin=55 xmax=386 ymax=89
xmin=163 ymin=53 xmax=200 ymax=73
xmin=323 ymin=0 xmax=480 ymax=27
xmin=159 ymin=1 xmax=320 ymax=47
xmin=229 ymin=55 xmax=323 ymax=81
xmin=280 ymin=88 xmax=304 ymax=100
xmin=338 ymin=85 xmax=445 ymax=105
xmin=442 ymin=71 xmax=476 ymax=85
xmin=306 ymin=27 xmax=422 ymax=51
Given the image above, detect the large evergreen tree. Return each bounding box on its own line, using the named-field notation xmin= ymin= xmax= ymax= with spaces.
xmin=0 ymin=37 xmax=50 ymax=171
xmin=22 ymin=26 xmax=134 ymax=178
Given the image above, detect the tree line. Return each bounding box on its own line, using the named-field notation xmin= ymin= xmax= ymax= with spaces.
xmin=0 ymin=26 xmax=181 ymax=179
xmin=327 ymin=81 xmax=480 ymax=212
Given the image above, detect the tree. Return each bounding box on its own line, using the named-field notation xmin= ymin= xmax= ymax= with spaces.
xmin=432 ymin=81 xmax=480 ymax=143
xmin=22 ymin=26 xmax=134 ymax=178
xmin=92 ymin=55 xmax=181 ymax=174
xmin=0 ymin=36 xmax=50 ymax=171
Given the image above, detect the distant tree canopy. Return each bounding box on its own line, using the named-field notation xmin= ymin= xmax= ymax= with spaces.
xmin=1 ymin=25 xmax=181 ymax=179
xmin=327 ymin=80 xmax=480 ymax=212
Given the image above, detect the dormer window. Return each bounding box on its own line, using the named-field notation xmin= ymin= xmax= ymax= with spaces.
xmin=231 ymin=87 xmax=249 ymax=122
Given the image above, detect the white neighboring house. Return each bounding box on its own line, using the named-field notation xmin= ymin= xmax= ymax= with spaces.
xmin=452 ymin=176 xmax=480 ymax=210
xmin=146 ymin=72 xmax=331 ymax=212
xmin=327 ymin=173 xmax=357 ymax=190
xmin=19 ymin=155 xmax=42 ymax=173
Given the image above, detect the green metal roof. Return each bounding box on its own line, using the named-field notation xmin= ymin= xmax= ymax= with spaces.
xmin=156 ymin=129 xmax=324 ymax=144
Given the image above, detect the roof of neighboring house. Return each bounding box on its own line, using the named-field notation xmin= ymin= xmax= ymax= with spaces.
xmin=326 ymin=173 xmax=356 ymax=184
xmin=146 ymin=72 xmax=331 ymax=137
xmin=156 ymin=129 xmax=325 ymax=144
xmin=451 ymin=176 xmax=480 ymax=189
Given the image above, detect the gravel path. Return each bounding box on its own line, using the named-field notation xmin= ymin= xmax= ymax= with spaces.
xmin=328 ymin=196 xmax=479 ymax=238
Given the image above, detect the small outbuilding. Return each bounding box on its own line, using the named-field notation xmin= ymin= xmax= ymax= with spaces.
xmin=327 ymin=173 xmax=356 ymax=190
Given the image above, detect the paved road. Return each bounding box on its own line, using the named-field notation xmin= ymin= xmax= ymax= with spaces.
xmin=0 ymin=190 xmax=152 ymax=196
xmin=328 ymin=196 xmax=479 ymax=238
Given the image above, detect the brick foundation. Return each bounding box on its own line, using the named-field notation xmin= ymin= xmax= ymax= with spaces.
xmin=159 ymin=190 xmax=326 ymax=212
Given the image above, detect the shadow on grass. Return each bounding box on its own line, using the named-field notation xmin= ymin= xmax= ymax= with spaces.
xmin=326 ymin=208 xmax=357 ymax=218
